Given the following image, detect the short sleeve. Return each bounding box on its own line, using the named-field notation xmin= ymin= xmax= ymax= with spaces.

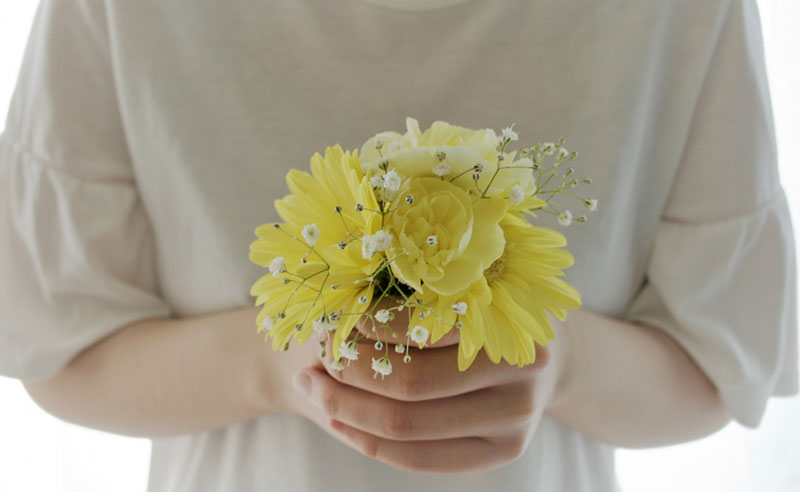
xmin=626 ymin=0 xmax=798 ymax=427
xmin=0 ymin=1 xmax=172 ymax=381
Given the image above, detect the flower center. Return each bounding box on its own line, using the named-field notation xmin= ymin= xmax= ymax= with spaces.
xmin=483 ymin=255 xmax=506 ymax=284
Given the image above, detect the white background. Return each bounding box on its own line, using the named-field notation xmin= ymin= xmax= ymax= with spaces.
xmin=1 ymin=2 xmax=798 ymax=491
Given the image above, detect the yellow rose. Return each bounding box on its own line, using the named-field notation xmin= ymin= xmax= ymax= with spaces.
xmin=361 ymin=117 xmax=536 ymax=197
xmin=386 ymin=177 xmax=506 ymax=296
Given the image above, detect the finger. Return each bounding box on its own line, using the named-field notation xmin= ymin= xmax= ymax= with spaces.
xmin=329 ymin=419 xmax=524 ymax=474
xmin=321 ymin=335 xmax=551 ymax=401
xmin=302 ymin=367 xmax=532 ymax=441
xmin=354 ymin=312 xmax=460 ymax=349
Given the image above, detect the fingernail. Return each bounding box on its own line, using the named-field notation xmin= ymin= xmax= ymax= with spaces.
xmin=292 ymin=372 xmax=312 ymax=397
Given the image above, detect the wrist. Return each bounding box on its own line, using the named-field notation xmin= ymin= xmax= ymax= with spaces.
xmin=544 ymin=310 xmax=577 ymax=414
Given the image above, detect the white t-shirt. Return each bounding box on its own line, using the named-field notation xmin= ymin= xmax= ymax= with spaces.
xmin=1 ymin=0 xmax=797 ymax=490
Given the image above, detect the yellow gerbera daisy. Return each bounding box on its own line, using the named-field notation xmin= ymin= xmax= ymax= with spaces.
xmin=249 ymin=145 xmax=381 ymax=354
xmin=411 ymin=213 xmax=581 ymax=371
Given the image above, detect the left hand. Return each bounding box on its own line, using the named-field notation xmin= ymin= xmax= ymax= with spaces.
xmin=291 ymin=315 xmax=568 ymax=473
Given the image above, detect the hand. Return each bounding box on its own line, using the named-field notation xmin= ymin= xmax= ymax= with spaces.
xmin=287 ymin=312 xmax=568 ymax=473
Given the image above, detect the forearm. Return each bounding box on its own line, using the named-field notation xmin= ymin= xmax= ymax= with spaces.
xmin=22 ymin=307 xmax=282 ymax=438
xmin=546 ymin=308 xmax=732 ymax=448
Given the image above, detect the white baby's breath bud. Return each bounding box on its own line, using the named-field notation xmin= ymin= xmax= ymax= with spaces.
xmin=301 ymin=224 xmax=320 ymax=245
xmin=338 ymin=241 xmax=347 ymax=249
xmin=584 ymin=198 xmax=598 ymax=212
xmin=472 ymin=172 xmax=481 ymax=180
xmin=409 ymin=325 xmax=429 ymax=344
xmin=432 ymin=161 xmax=451 ymax=177
xmin=329 ymin=359 xmax=345 ymax=371
xmin=403 ymin=354 xmax=412 ymax=363
xmin=374 ymin=138 xmax=384 ymax=150
xmin=261 ymin=316 xmax=274 ymax=331
xmin=374 ymin=341 xmax=384 ymax=350
xmin=509 ymin=185 xmax=525 ymax=205
xmin=558 ymin=147 xmax=570 ymax=159
xmin=473 ymin=163 xmax=484 ymax=172
xmin=405 ymin=195 xmax=414 ymax=204
xmin=355 ymin=203 xmax=364 ymax=212
xmin=576 ymin=215 xmax=587 ymax=223
xmin=269 ymin=256 xmax=286 ymax=277
xmin=394 ymin=343 xmax=405 ymax=353
xmin=339 ymin=341 xmax=359 ymax=362
xmin=375 ymin=309 xmax=391 ymax=323
xmin=418 ymin=311 xmax=427 ymax=319
xmin=370 ymin=175 xmax=385 ymax=188
xmin=455 ymin=321 xmax=463 ymax=329
xmin=452 ymin=302 xmax=468 ymax=315
xmin=542 ymin=142 xmax=556 ymax=155
xmin=436 ymin=150 xmax=447 ymax=162
xmin=558 ymin=210 xmax=573 ymax=226
xmin=371 ymin=357 xmax=392 ymax=379
xmin=300 ymin=257 xmax=308 ymax=264
xmin=377 ymin=156 xmax=390 ymax=170
xmin=358 ymin=295 xmax=369 ymax=305
xmin=382 ymin=170 xmax=402 ymax=192
xmin=334 ymin=205 xmax=342 ymax=213
xmin=426 ymin=235 xmax=438 ymax=246
xmin=501 ymin=125 xmax=519 ymax=142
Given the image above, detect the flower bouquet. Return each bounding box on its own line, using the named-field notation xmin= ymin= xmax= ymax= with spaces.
xmin=249 ymin=118 xmax=594 ymax=377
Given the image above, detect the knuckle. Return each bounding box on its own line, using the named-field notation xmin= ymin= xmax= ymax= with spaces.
xmin=395 ymin=371 xmax=434 ymax=401
xmin=503 ymin=435 xmax=529 ymax=461
xmin=381 ymin=404 xmax=413 ymax=439
xmin=319 ymin=388 xmax=341 ymax=417
xmin=508 ymin=395 xmax=537 ymax=422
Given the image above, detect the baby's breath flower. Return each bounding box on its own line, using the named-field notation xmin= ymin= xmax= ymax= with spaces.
xmin=542 ymin=142 xmax=556 ymax=155
xmin=329 ymin=359 xmax=345 ymax=371
xmin=361 ymin=235 xmax=376 ymax=259
xmin=374 ymin=138 xmax=384 ymax=150
xmin=370 ymin=175 xmax=384 ymax=188
xmin=312 ymin=316 xmax=337 ymax=334
xmin=361 ymin=230 xmax=393 ymax=259
xmin=394 ymin=343 xmax=405 ymax=353
xmin=382 ymin=170 xmax=402 ymax=192
xmin=426 ymin=235 xmax=438 ymax=246
xmin=452 ymin=302 xmax=468 ymax=315
xmin=558 ymin=210 xmax=573 ymax=226
xmin=358 ymin=295 xmax=369 ymax=305
xmin=501 ymin=125 xmax=519 ymax=142
xmin=375 ymin=309 xmax=391 ymax=323
xmin=403 ymin=354 xmax=412 ymax=364
xmin=371 ymin=230 xmax=393 ymax=251
xmin=371 ymin=357 xmax=393 ymax=379
xmin=509 ymin=185 xmax=525 ymax=205
xmin=436 ymin=150 xmax=447 ymax=161
xmin=339 ymin=340 xmax=359 ymax=362
xmin=388 ymin=140 xmax=404 ymax=153
xmin=584 ymin=198 xmax=598 ymax=212
xmin=301 ymin=224 xmax=320 ymax=245
xmin=269 ymin=256 xmax=286 ymax=277
xmin=432 ymin=161 xmax=451 ymax=177
xmin=558 ymin=147 xmax=570 ymax=159
xmin=261 ymin=316 xmax=274 ymax=331
xmin=409 ymin=325 xmax=429 ymax=344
